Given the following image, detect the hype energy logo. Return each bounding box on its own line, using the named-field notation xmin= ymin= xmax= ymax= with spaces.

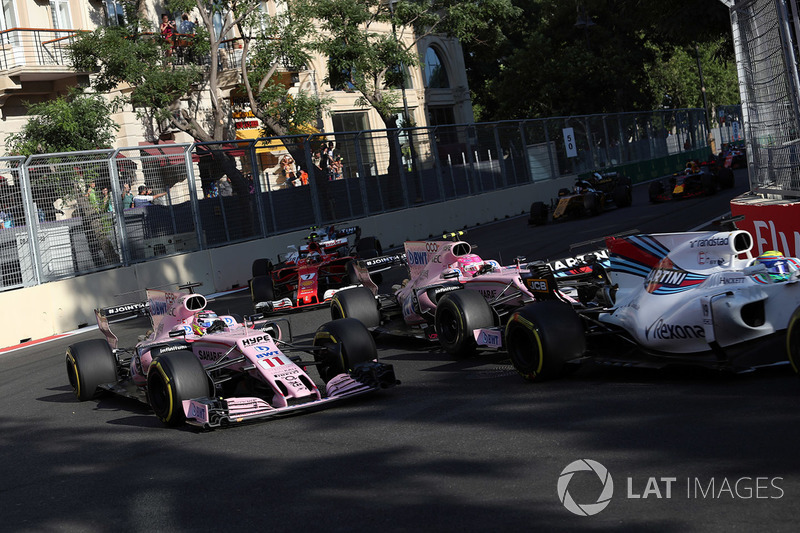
xmin=557 ymin=460 xmax=614 ymax=516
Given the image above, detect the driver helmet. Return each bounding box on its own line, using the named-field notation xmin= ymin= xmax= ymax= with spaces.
xmin=755 ymin=251 xmax=795 ymax=282
xmin=191 ymin=311 xmax=218 ymax=335
xmin=456 ymin=254 xmax=485 ymax=275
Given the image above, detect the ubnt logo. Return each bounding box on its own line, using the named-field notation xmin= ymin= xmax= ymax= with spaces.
xmin=558 ymin=459 xmax=614 ymax=516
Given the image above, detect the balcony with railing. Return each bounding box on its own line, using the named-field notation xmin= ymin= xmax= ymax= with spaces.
xmin=0 ymin=28 xmax=89 ymax=105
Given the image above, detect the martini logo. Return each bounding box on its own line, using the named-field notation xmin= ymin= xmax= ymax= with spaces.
xmin=557 ymin=459 xmax=614 ymax=516
xmin=644 ymin=258 xmax=707 ymax=295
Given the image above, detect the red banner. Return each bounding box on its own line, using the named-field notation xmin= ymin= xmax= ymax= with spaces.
xmin=731 ymin=198 xmax=800 ymax=258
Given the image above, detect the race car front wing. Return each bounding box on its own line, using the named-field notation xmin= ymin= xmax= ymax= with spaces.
xmin=182 ymin=362 xmax=398 ymax=429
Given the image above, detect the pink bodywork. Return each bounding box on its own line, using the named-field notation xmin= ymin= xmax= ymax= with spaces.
xmin=126 ymin=290 xmax=321 ymax=408
xmin=395 ymin=240 xmax=537 ymax=325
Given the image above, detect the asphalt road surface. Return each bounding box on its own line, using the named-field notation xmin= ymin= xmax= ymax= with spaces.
xmin=4 ymin=172 xmax=798 ymax=532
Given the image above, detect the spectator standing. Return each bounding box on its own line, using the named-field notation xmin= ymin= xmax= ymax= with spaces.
xmin=133 ymin=185 xmax=167 ymax=207
xmin=101 ymin=187 xmax=114 ymax=212
xmin=121 ymin=182 xmax=134 ymax=209
xmin=179 ymin=13 xmax=195 ymax=34
xmin=217 ymin=176 xmax=233 ymax=196
xmin=160 ymin=14 xmax=176 ymax=57
xmin=86 ymin=180 xmax=99 ymax=211
xmin=319 ymin=144 xmax=331 ymax=179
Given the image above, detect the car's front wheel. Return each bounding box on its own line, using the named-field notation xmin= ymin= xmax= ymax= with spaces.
xmin=147 ymin=350 xmax=211 ymax=426
xmin=435 ymin=290 xmax=495 ymax=357
xmin=506 ymin=301 xmax=585 ymax=381
xmin=313 ymin=318 xmax=378 ymax=383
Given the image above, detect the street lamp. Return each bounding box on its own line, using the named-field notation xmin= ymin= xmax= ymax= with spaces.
xmin=389 ymin=0 xmax=411 ymax=127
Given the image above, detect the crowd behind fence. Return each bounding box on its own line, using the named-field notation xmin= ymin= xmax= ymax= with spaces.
xmin=0 ymin=107 xmax=740 ymax=292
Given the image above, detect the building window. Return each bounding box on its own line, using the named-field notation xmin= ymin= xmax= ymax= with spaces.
xmin=105 ymin=0 xmax=126 ymax=26
xmin=428 ymin=106 xmax=457 ymax=144
xmin=50 ymin=0 xmax=72 ymax=29
xmin=424 ymin=47 xmax=449 ymax=89
xmin=332 ymin=112 xmax=374 ymax=178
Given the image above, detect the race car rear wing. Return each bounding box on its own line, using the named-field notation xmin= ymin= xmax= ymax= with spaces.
xmin=94 ymin=301 xmax=150 ymax=351
xmin=350 ymin=252 xmax=406 ymax=294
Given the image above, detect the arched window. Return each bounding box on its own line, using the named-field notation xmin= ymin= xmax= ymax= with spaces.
xmin=424 ymin=47 xmax=449 ymax=89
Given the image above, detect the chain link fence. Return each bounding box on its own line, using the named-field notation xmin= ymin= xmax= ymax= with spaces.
xmin=0 ymin=108 xmax=719 ymax=292
xmin=726 ymin=0 xmax=800 ymax=196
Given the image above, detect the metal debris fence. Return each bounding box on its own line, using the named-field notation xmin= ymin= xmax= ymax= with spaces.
xmin=725 ymin=0 xmax=800 ymax=196
xmin=0 ymin=108 xmax=725 ymax=291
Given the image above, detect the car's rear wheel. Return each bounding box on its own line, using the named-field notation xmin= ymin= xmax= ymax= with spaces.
xmin=701 ymin=173 xmax=717 ymax=195
xmin=584 ymin=193 xmax=602 ymax=216
xmin=506 ymin=301 xmax=585 ymax=382
xmin=648 ymin=181 xmax=664 ymax=203
xmin=528 ymin=201 xmax=548 ymax=226
xmin=313 ymin=318 xmax=377 ymax=383
xmin=612 ymin=183 xmax=632 ymax=207
xmin=356 ymin=236 xmax=382 ymax=259
xmin=719 ymin=166 xmax=735 ymax=189
xmin=435 ymin=290 xmax=495 ymax=357
xmin=66 ymin=339 xmax=118 ymax=401
xmin=330 ymin=287 xmax=380 ymax=327
xmin=250 ymin=274 xmax=275 ymax=304
xmin=252 ymin=258 xmax=274 ymax=278
xmin=147 ymin=350 xmax=211 ymax=426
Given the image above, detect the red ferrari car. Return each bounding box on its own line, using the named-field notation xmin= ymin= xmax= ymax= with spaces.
xmin=249 ymin=226 xmax=382 ymax=314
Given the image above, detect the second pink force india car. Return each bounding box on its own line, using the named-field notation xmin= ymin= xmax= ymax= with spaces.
xmin=66 ymin=284 xmax=397 ymax=429
xmin=329 ymin=233 xmax=568 ymax=357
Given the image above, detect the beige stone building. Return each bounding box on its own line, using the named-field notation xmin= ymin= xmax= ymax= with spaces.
xmin=0 ymin=0 xmax=474 ymax=157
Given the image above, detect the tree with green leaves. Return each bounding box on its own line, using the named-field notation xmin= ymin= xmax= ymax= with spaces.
xmin=298 ymin=0 xmax=519 ymax=130
xmin=69 ymin=0 xmax=328 ymax=197
xmin=464 ymin=0 xmax=738 ymax=121
xmin=5 ymin=89 xmax=119 ymax=156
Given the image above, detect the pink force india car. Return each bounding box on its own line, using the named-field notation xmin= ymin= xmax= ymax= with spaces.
xmin=328 ymin=233 xmax=570 ymax=357
xmin=65 ymin=284 xmax=397 ymax=429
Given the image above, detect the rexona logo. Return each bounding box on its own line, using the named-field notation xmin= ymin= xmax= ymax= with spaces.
xmin=557 ymin=459 xmax=614 ymax=516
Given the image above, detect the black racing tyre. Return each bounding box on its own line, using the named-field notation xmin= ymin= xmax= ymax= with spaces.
xmin=250 ymin=274 xmax=275 ymax=304
xmin=648 ymin=181 xmax=664 ymax=203
xmin=584 ymin=193 xmax=602 ymax=216
xmin=66 ymin=339 xmax=118 ymax=401
xmin=786 ymin=306 xmax=800 ymax=376
xmin=505 ymin=301 xmax=586 ymax=382
xmin=252 ymin=258 xmax=274 ymax=278
xmin=719 ymin=166 xmax=735 ymax=189
xmin=356 ymin=236 xmax=382 ymax=259
xmin=147 ymin=350 xmax=211 ymax=426
xmin=313 ymin=318 xmax=378 ymax=383
xmin=528 ymin=201 xmax=548 ymax=226
xmin=701 ymin=172 xmax=717 ymax=196
xmin=612 ymin=184 xmax=632 ymax=207
xmin=330 ymin=287 xmax=380 ymax=328
xmin=434 ymin=290 xmax=495 ymax=357
xmin=557 ymin=188 xmax=571 ymax=197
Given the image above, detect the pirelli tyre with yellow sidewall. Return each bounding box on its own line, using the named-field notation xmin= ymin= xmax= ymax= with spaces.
xmin=505 ymin=301 xmax=586 ymax=381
